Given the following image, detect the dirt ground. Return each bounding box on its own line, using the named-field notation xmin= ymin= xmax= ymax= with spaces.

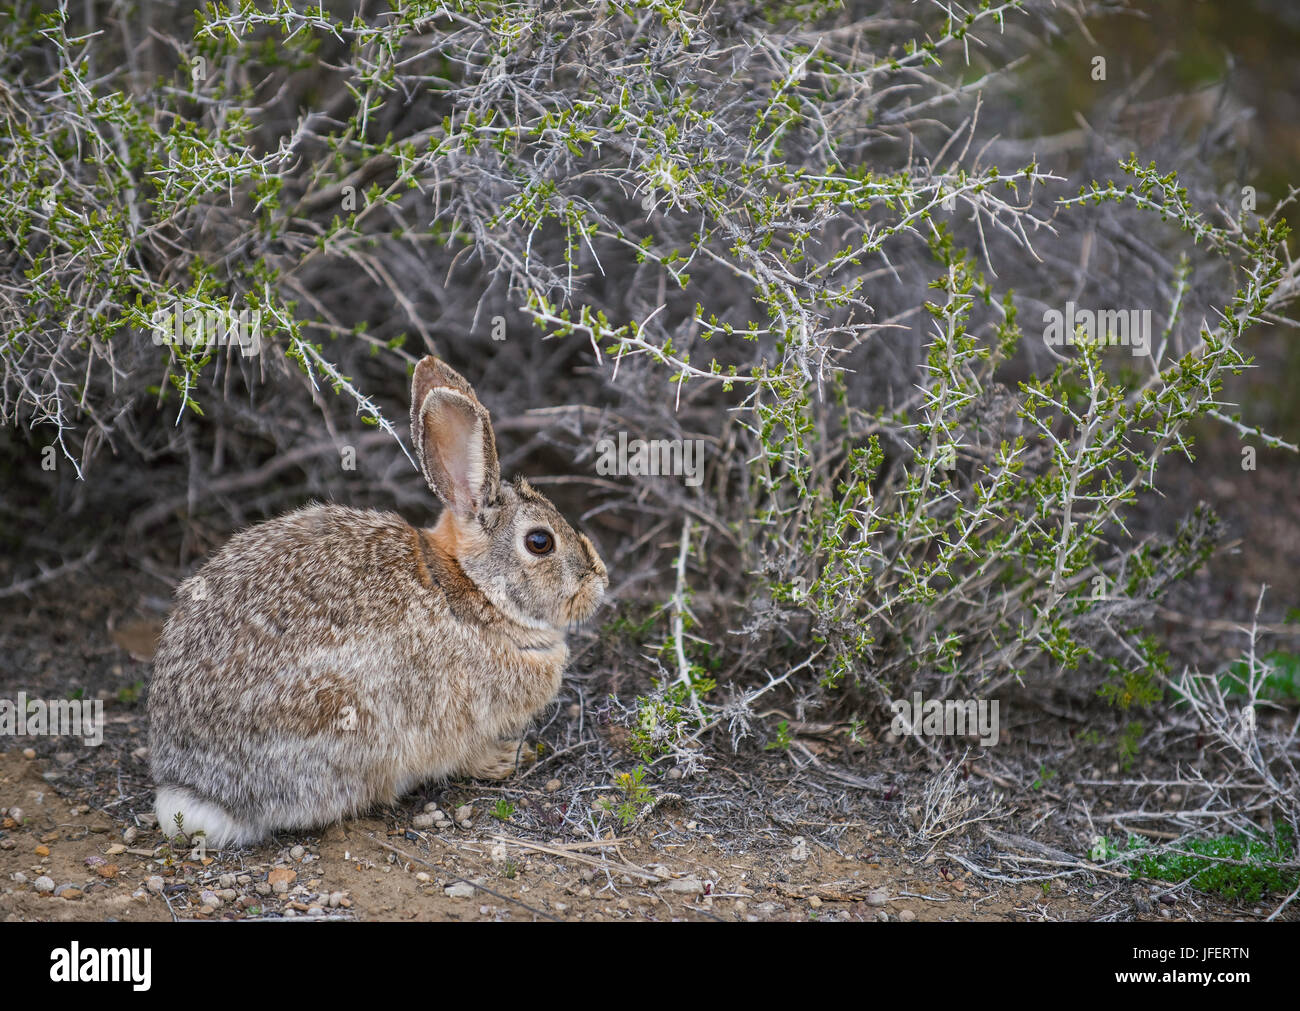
xmin=0 ymin=745 xmax=1270 ymax=923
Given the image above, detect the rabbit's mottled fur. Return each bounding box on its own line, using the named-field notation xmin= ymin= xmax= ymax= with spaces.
xmin=148 ymin=357 xmax=607 ymax=846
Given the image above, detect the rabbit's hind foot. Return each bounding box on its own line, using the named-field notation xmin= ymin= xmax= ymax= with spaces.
xmin=463 ymin=739 xmax=536 ymax=781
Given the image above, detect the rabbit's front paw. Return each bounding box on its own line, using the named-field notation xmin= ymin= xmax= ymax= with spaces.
xmin=464 ymin=739 xmax=536 ymax=780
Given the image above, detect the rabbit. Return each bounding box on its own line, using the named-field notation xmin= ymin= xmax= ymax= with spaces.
xmin=147 ymin=356 xmax=608 ymax=847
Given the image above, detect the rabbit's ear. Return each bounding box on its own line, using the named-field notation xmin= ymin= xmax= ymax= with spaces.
xmin=411 ymin=357 xmax=501 ymax=519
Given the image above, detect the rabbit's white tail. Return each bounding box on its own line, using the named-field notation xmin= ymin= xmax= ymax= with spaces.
xmin=155 ymin=786 xmax=260 ymax=849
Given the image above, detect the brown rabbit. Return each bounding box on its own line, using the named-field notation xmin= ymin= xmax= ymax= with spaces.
xmin=147 ymin=357 xmax=607 ymax=846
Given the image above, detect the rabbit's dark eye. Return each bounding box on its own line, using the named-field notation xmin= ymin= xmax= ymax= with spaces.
xmin=525 ymin=529 xmax=555 ymax=555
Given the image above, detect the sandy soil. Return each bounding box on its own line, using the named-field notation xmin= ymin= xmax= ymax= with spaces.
xmin=0 ymin=744 xmax=1275 ymax=923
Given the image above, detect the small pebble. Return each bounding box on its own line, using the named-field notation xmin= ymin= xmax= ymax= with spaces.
xmin=12 ymin=872 xmax=28 ymax=884
xmin=146 ymin=876 xmax=165 ymax=893
xmin=329 ymin=891 xmax=344 ymax=908
xmin=34 ymin=876 xmax=55 ymax=893
xmin=876 ymin=910 xmax=890 ymax=922
xmin=424 ymin=802 xmax=440 ymax=814
xmin=545 ymin=779 xmax=562 ymax=793
xmin=865 ymin=889 xmax=889 ymax=907
xmin=415 ymin=872 xmax=431 ymax=883
xmin=22 ymin=748 xmax=36 ymax=760
xmin=808 ymin=895 xmax=822 ymax=909
xmin=899 ymin=909 xmax=916 ymax=922
xmin=445 ymin=881 xmax=476 ymax=899
xmin=219 ymin=873 xmax=236 ymax=889
xmin=412 ymin=813 xmax=436 ymax=829
xmin=290 ymin=845 xmax=305 ymax=861
xmin=8 ymin=807 xmax=23 ymax=823
xmin=122 ymin=826 xmax=139 ymax=845
xmin=455 ymin=804 xmax=472 ymax=823
xmin=200 ymin=890 xmax=221 ymax=907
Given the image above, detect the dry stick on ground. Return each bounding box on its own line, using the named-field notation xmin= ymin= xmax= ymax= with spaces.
xmin=0 ymin=545 xmax=100 ymax=598
xmin=368 ymin=834 xmax=562 ymax=922
xmin=488 ymin=835 xmax=666 ymax=883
